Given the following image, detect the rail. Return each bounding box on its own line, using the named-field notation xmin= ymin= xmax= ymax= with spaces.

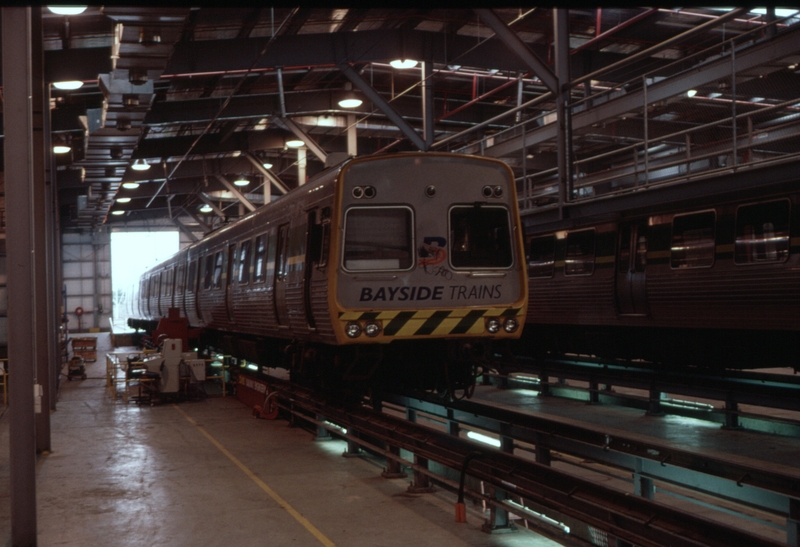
xmin=257 ymin=373 xmax=797 ymax=547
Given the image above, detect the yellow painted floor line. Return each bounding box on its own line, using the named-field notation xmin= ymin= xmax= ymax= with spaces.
xmin=174 ymin=405 xmax=338 ymax=547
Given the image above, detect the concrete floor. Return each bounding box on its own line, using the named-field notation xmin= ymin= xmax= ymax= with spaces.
xmin=0 ymin=335 xmax=563 ymax=547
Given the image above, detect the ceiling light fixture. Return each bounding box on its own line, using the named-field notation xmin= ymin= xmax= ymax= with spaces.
xmin=111 ymin=210 xmax=125 ymax=216
xmin=686 ymin=89 xmax=698 ymax=97
xmin=262 ymin=162 xmax=273 ymax=170
xmin=286 ymin=139 xmax=305 ymax=148
xmin=199 ymin=204 xmax=213 ymax=213
xmin=53 ymin=144 xmax=71 ymax=154
xmin=48 ymin=6 xmax=87 ymax=15
xmin=53 ymin=80 xmax=83 ymax=90
xmin=116 ymin=197 xmax=131 ymax=203
xmin=390 ymin=59 xmax=418 ymax=69
xmin=338 ymin=96 xmax=363 ymax=109
xmin=122 ymin=181 xmax=140 ymax=189
xmin=234 ymin=177 xmax=250 ymax=187
xmin=131 ymin=158 xmax=150 ymax=171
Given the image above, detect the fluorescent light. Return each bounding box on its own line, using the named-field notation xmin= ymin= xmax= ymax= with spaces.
xmin=199 ymin=204 xmax=213 ymax=213
xmin=53 ymin=80 xmax=83 ymax=90
xmin=390 ymin=59 xmax=418 ymax=69
xmin=53 ymin=145 xmax=71 ymax=154
xmin=116 ymin=197 xmax=131 ymax=203
xmin=111 ymin=210 xmax=125 ymax=216
xmin=338 ymin=97 xmax=362 ymax=108
xmin=466 ymin=431 xmax=501 ymax=447
xmin=131 ymin=158 xmax=150 ymax=171
xmin=233 ymin=177 xmax=250 ymax=187
xmin=48 ymin=6 xmax=87 ymax=15
xmin=122 ymin=181 xmax=140 ymax=189
xmin=286 ymin=139 xmax=304 ymax=148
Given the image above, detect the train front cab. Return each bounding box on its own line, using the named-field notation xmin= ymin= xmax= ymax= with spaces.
xmin=326 ymin=154 xmax=528 ymax=387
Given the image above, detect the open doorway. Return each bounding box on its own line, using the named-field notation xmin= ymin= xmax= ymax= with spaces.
xmin=110 ymin=231 xmax=179 ymax=331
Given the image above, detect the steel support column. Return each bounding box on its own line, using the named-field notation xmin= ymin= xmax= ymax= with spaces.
xmin=554 ymin=9 xmax=572 ymax=220
xmin=30 ymin=7 xmax=53 ymax=451
xmin=4 ymin=6 xmax=39 ymax=544
xmin=422 ymin=61 xmax=434 ymax=146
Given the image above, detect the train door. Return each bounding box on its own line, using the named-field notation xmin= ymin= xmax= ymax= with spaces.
xmin=616 ymin=222 xmax=649 ymax=316
xmin=274 ymin=224 xmax=290 ymax=326
xmin=225 ymin=243 xmax=236 ymax=323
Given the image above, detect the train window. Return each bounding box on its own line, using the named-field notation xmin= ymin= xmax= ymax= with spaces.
xmin=176 ymin=264 xmax=185 ymax=295
xmin=187 ymin=260 xmax=197 ymax=293
xmin=253 ymin=235 xmax=266 ymax=283
xmin=343 ymin=207 xmax=414 ymax=271
xmin=527 ymin=235 xmax=555 ymax=278
xmin=166 ymin=269 xmax=173 ymax=297
xmin=238 ymin=240 xmax=252 ymax=284
xmin=212 ymin=251 xmax=224 ymax=289
xmin=450 ymin=205 xmax=512 ymax=269
xmin=735 ymin=200 xmax=790 ymax=264
xmin=202 ymin=255 xmax=214 ymax=290
xmin=319 ymin=207 xmax=331 ymax=268
xmin=564 ymin=229 xmax=595 ymax=276
xmin=160 ymin=271 xmax=167 ymax=296
xmin=671 ymin=211 xmax=715 ymax=269
xmin=276 ymin=225 xmax=290 ymax=280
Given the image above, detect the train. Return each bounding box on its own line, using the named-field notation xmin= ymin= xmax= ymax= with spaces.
xmin=128 ymin=152 xmax=528 ymax=395
xmin=516 ymin=183 xmax=800 ymax=370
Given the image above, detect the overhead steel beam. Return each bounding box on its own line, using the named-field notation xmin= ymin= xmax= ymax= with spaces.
xmin=164 ymin=29 xmax=558 ymax=77
xmin=339 ymin=63 xmax=427 ymax=151
xmin=244 ymin=151 xmax=290 ymax=195
xmin=182 ymin=206 xmax=212 ymax=234
xmin=483 ymin=25 xmax=800 ymax=159
xmin=215 ymin=175 xmax=257 ymax=212
xmin=474 ymin=9 xmax=558 ymax=95
xmin=198 ymin=192 xmax=226 ymax=218
xmin=278 ymin=117 xmax=328 ymax=163
xmin=172 ymin=215 xmax=200 ymax=241
xmin=133 ymin=129 xmax=292 ymax=160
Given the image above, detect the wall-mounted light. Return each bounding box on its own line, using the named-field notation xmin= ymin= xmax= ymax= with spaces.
xmin=121 ymin=181 xmax=140 ymax=189
xmin=131 ymin=158 xmax=150 ymax=171
xmin=233 ymin=176 xmax=250 ymax=187
xmin=286 ymin=139 xmax=304 ymax=148
xmin=116 ymin=197 xmax=131 ymax=203
xmin=390 ymin=59 xmax=418 ymax=69
xmin=48 ymin=6 xmax=87 ymax=15
xmin=199 ymin=204 xmax=213 ymax=213
xmin=111 ymin=210 xmax=125 ymax=216
xmin=53 ymin=80 xmax=83 ymax=90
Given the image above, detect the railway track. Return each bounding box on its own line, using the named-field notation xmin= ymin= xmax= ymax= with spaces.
xmin=251 ymin=372 xmax=799 ymax=547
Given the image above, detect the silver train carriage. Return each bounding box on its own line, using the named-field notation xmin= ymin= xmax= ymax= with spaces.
xmin=132 ymin=153 xmax=528 ymax=392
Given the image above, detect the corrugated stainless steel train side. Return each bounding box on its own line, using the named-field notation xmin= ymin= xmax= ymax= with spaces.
xmin=518 ymin=186 xmax=800 ymax=369
xmin=131 ymin=153 xmax=528 ymax=389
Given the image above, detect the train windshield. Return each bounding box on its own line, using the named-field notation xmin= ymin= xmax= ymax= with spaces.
xmin=343 ymin=206 xmax=414 ymax=271
xmin=450 ymin=205 xmax=513 ymax=269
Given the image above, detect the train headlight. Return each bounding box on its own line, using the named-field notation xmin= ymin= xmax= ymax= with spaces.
xmin=345 ymin=322 xmax=362 ymax=338
xmin=364 ymin=321 xmax=382 ymax=337
xmin=503 ymin=318 xmax=519 ymax=333
xmin=486 ymin=318 xmax=501 ymax=333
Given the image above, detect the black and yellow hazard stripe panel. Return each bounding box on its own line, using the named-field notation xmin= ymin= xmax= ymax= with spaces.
xmin=338 ymin=307 xmax=523 ymax=338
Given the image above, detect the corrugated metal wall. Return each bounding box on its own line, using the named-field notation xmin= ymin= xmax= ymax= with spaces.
xmin=62 ymin=230 xmax=112 ymax=332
